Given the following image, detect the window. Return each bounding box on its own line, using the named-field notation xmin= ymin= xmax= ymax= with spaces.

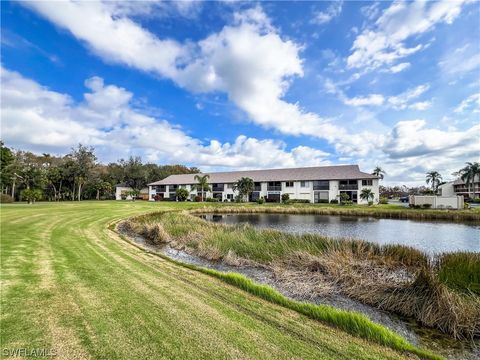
xmin=362 ymin=179 xmax=373 ymax=186
xmin=300 ymin=181 xmax=309 ymax=188
xmin=285 ymin=181 xmax=294 ymax=187
xmin=226 ymin=184 xmax=233 ymax=189
xmin=313 ymin=180 xmax=329 ymax=190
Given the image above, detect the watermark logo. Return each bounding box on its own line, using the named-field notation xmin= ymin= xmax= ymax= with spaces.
xmin=2 ymin=348 xmax=57 ymax=357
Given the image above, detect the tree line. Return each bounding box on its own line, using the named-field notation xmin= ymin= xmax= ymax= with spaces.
xmin=0 ymin=142 xmax=199 ymax=203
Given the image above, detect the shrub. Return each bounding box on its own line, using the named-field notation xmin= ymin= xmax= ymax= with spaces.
xmin=472 ymin=197 xmax=480 ymax=203
xmin=281 ymin=193 xmax=290 ymax=203
xmin=338 ymin=193 xmax=350 ymax=205
xmin=256 ymin=197 xmax=265 ymax=204
xmin=0 ymin=194 xmax=13 ymax=203
xmin=422 ymin=204 xmax=432 ymax=209
xmin=329 ymin=199 xmax=338 ymax=204
xmin=205 ymin=197 xmax=219 ymax=202
xmin=317 ymin=199 xmax=329 ymax=203
xmin=379 ymin=197 xmax=389 ymax=204
xmin=175 ymin=188 xmax=190 ymax=202
xmin=194 ymin=195 xmax=201 ymax=202
xmin=342 ymin=200 xmax=353 ymax=206
xmin=234 ymin=195 xmax=243 ymax=203
xmin=21 ymin=188 xmax=43 ymax=203
xmin=289 ymin=199 xmax=310 ymax=204
xmin=368 ymin=201 xmax=374 ymax=206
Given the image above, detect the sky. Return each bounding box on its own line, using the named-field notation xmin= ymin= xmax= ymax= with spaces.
xmin=1 ymin=0 xmax=479 ymax=185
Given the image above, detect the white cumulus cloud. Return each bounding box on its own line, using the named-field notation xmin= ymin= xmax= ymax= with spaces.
xmin=348 ymin=0 xmax=469 ymax=71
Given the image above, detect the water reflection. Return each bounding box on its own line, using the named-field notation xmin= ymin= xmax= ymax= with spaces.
xmin=200 ymin=213 xmax=480 ymax=254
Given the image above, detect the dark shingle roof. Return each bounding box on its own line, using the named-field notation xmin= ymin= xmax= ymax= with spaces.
xmin=148 ymin=165 xmax=377 ymax=186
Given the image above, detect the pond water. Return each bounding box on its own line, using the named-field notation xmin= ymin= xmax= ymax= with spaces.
xmin=200 ymin=213 xmax=480 ymax=254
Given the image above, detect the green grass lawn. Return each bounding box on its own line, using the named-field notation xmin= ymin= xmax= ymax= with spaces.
xmin=1 ymin=201 xmax=438 ymax=359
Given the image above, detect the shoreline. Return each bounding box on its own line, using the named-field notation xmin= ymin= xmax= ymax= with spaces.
xmin=116 ymin=217 xmax=479 ymax=360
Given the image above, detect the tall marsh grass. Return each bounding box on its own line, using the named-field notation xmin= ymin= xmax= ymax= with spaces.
xmin=132 ymin=245 xmax=443 ymax=360
xmin=436 ymin=252 xmax=480 ymax=295
xmin=127 ymin=209 xmax=480 ymax=339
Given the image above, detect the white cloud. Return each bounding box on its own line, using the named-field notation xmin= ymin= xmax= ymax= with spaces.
xmin=360 ymin=2 xmax=381 ymax=20
xmin=439 ymin=43 xmax=480 ymax=78
xmin=24 ymin=1 xmax=345 ymax=143
xmin=344 ymin=94 xmax=384 ymax=107
xmin=388 ymin=62 xmax=410 ymax=73
xmin=348 ymin=0 xmax=469 ymax=70
xmin=387 ymin=84 xmax=430 ymax=110
xmin=0 ymin=66 xmax=331 ymax=169
xmin=342 ymin=84 xmax=429 ymax=110
xmin=409 ymin=101 xmax=432 ymax=111
xmin=454 ymin=93 xmax=480 ymax=113
xmin=383 ymin=119 xmax=480 ymax=159
xmin=311 ymin=1 xmax=343 ymax=25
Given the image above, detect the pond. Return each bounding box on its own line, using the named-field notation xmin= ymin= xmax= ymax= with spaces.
xmin=200 ymin=213 xmax=480 ymax=254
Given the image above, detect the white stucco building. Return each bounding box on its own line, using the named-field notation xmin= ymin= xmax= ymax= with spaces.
xmin=438 ymin=175 xmax=480 ymax=199
xmin=147 ymin=165 xmax=379 ymax=204
xmin=115 ymin=184 xmax=149 ymax=200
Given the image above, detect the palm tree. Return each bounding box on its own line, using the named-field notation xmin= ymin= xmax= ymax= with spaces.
xmin=360 ymin=188 xmax=375 ymax=204
xmin=192 ymin=174 xmax=211 ymax=201
xmin=372 ymin=166 xmax=386 ymax=180
xmin=458 ymin=162 xmax=480 ymax=199
xmin=425 ymin=171 xmax=442 ymax=193
xmin=233 ymin=177 xmax=255 ymax=202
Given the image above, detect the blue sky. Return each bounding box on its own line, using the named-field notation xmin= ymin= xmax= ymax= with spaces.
xmin=1 ymin=1 xmax=479 ymax=185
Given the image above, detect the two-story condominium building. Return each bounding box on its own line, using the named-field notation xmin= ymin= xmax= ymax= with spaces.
xmin=148 ymin=165 xmax=379 ymax=204
xmin=438 ymin=175 xmax=480 ymax=199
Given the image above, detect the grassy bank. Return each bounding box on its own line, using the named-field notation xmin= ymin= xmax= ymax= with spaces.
xmin=2 ymin=201 xmax=432 ymax=360
xmin=188 ymin=204 xmax=480 ymax=221
xmin=129 ymin=210 xmax=480 ymax=340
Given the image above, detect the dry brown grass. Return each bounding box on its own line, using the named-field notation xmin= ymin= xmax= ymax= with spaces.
xmin=126 ymin=210 xmax=480 ymax=340
xmin=272 ymin=251 xmax=480 ymax=340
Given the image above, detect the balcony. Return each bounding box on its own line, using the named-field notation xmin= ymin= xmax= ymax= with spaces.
xmin=212 ymin=184 xmax=224 ymax=192
xmin=339 ymin=184 xmax=358 ymax=190
xmin=267 ymin=186 xmax=282 ymax=191
xmin=155 ymin=186 xmax=166 ymax=192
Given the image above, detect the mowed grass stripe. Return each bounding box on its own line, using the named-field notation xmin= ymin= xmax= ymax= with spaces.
xmin=2 ymin=202 xmax=420 ymax=359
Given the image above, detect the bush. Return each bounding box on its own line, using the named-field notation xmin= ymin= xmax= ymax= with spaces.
xmin=338 ymin=193 xmax=350 ymax=205
xmin=329 ymin=199 xmax=338 ymax=204
xmin=368 ymin=201 xmax=374 ymax=206
xmin=317 ymin=199 xmax=329 ymax=203
xmin=289 ymin=199 xmax=311 ymax=204
xmin=422 ymin=204 xmax=432 ymax=209
xmin=205 ymin=197 xmax=219 ymax=202
xmin=0 ymin=194 xmax=13 ymax=203
xmin=175 ymin=188 xmax=190 ymax=202
xmin=472 ymin=198 xmax=480 ymax=203
xmin=379 ymin=197 xmax=389 ymax=204
xmin=281 ymin=193 xmax=290 ymax=203
xmin=21 ymin=188 xmax=43 ymax=203
xmin=342 ymin=200 xmax=353 ymax=206
xmin=256 ymin=197 xmax=265 ymax=204
xmin=194 ymin=196 xmax=201 ymax=202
